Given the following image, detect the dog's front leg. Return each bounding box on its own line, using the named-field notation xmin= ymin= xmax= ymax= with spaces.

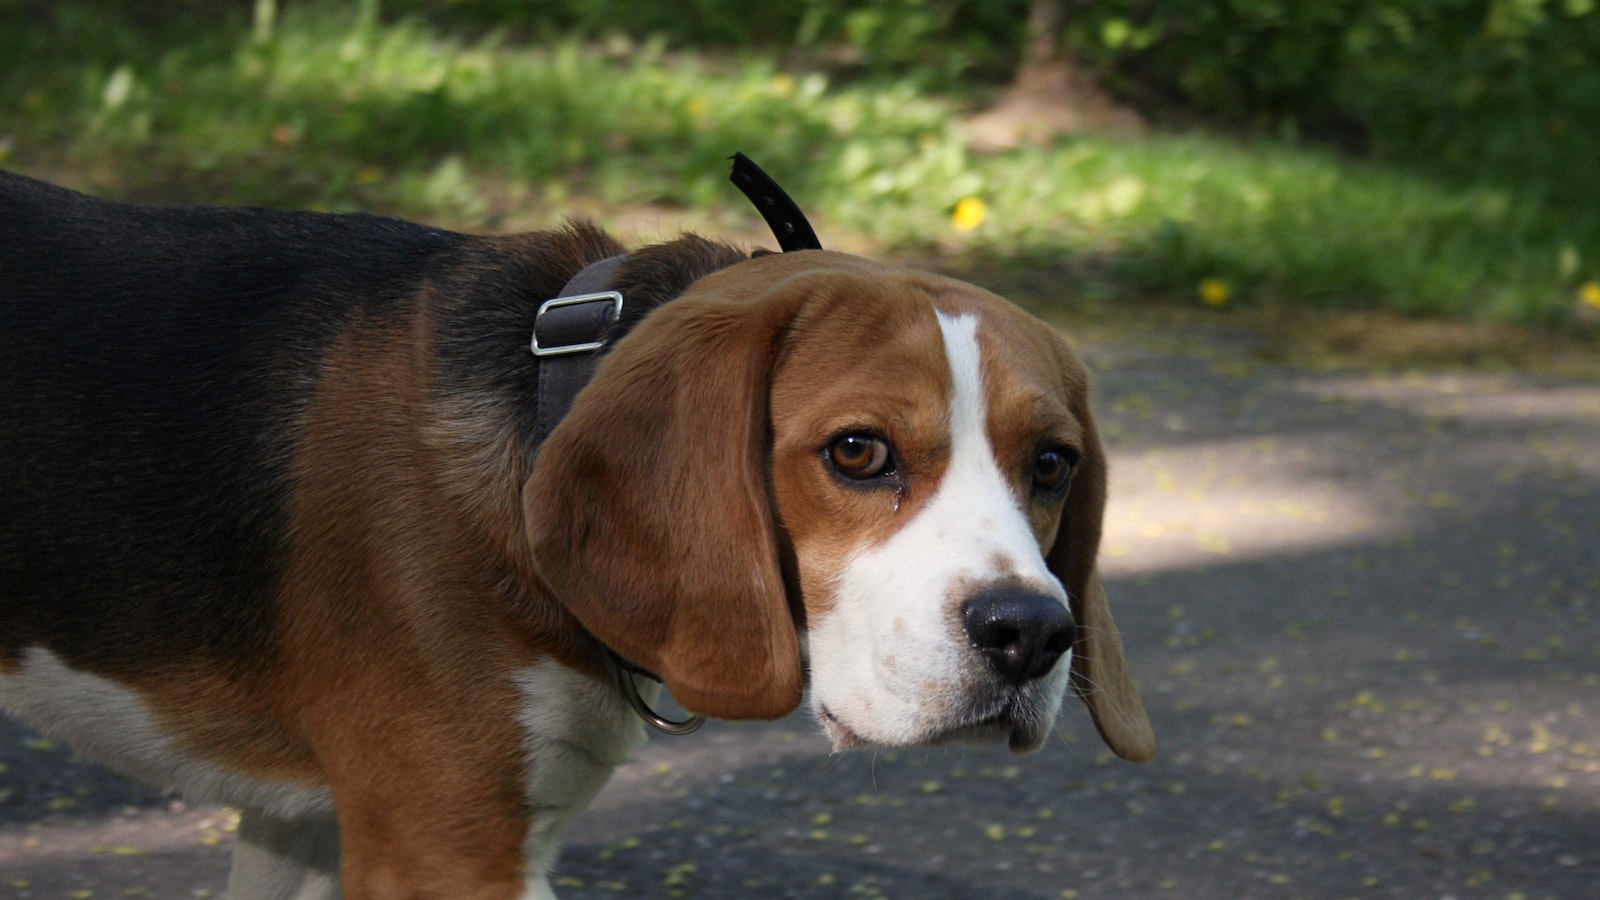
xmin=228 ymin=809 xmax=341 ymax=900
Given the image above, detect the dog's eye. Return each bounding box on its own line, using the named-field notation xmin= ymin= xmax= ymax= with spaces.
xmin=1033 ymin=448 xmax=1077 ymax=494
xmin=828 ymin=433 xmax=892 ymax=480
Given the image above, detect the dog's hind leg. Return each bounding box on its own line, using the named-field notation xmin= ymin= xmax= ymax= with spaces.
xmin=227 ymin=809 xmax=342 ymax=900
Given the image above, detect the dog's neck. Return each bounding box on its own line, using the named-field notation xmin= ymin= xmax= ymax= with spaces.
xmin=421 ymin=227 xmax=754 ymax=602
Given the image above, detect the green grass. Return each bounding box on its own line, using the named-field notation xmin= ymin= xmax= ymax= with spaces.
xmin=3 ymin=3 xmax=1597 ymax=329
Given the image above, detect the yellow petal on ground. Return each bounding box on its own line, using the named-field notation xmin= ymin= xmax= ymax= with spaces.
xmin=1530 ymin=723 xmax=1554 ymax=754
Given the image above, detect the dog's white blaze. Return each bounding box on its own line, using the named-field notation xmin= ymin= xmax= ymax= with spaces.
xmin=0 ymin=646 xmax=332 ymax=819
xmin=514 ymin=659 xmax=647 ymax=895
xmin=807 ymin=311 xmax=1070 ymax=749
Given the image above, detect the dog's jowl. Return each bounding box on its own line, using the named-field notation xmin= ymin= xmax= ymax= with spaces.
xmin=0 ymin=170 xmax=1153 ymax=899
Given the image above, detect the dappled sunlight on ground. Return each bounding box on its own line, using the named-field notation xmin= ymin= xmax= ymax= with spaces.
xmin=1101 ymin=433 xmax=1391 ymax=574
xmin=1098 ymin=367 xmax=1600 ymax=573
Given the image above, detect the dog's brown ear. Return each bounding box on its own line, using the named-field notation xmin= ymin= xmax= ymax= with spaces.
xmin=524 ymin=287 xmax=804 ymax=721
xmin=1046 ymin=377 xmax=1156 ymax=763
xmin=1069 ymin=570 xmax=1156 ymax=762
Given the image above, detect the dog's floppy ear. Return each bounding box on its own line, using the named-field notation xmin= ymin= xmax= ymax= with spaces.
xmin=524 ymin=285 xmax=804 ymax=721
xmin=1046 ymin=375 xmax=1156 ymax=763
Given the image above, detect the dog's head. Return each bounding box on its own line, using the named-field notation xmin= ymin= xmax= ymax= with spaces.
xmin=525 ymin=250 xmax=1154 ymax=762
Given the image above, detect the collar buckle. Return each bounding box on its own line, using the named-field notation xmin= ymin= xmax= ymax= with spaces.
xmin=530 ymin=290 xmax=624 ymax=358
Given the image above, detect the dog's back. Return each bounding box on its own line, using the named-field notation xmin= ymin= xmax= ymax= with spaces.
xmin=0 ymin=172 xmax=465 ymax=677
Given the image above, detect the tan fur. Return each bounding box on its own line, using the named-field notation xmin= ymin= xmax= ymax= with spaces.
xmin=1038 ymin=330 xmax=1157 ymax=763
xmin=766 ymin=272 xmax=958 ymax=620
xmin=273 ymin=305 xmax=538 ymax=895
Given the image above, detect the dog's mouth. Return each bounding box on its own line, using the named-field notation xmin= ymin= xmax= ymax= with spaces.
xmin=817 ymin=699 xmax=1053 ymax=755
xmin=934 ymin=700 xmax=1054 ymax=754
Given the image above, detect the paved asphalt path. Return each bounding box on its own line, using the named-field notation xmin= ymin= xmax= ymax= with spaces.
xmin=3 ymin=317 xmax=1596 ymax=899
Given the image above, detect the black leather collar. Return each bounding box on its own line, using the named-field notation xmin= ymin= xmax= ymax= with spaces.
xmin=529 ymin=254 xmax=628 ymax=447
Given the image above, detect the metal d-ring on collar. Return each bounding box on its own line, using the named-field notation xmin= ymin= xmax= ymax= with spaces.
xmin=606 ymin=650 xmax=705 ymax=735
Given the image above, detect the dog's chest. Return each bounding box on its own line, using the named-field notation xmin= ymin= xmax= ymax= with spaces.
xmin=513 ymin=659 xmax=649 ymax=878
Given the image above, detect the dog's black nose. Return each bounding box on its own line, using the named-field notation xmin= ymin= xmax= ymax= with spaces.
xmin=962 ymin=588 xmax=1076 ymax=683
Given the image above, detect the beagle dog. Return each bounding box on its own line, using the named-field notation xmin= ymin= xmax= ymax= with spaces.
xmin=0 ymin=169 xmax=1153 ymax=899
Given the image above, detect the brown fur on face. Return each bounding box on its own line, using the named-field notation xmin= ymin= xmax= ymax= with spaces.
xmin=526 ymin=249 xmax=1154 ymax=762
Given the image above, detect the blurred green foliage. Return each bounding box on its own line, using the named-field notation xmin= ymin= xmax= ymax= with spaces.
xmin=1065 ymin=1 xmax=1600 ymax=185
xmin=384 ymin=1 xmax=1600 ymax=203
xmin=385 ymin=0 xmax=1030 ymax=82
xmin=1 ymin=0 xmax=1597 ymax=328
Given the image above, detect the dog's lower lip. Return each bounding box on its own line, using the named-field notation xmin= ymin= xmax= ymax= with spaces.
xmin=931 ymin=698 xmax=1044 ymax=751
xmin=819 ymin=705 xmax=861 ymax=751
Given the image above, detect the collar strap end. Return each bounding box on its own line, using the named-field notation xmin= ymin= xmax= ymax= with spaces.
xmin=729 ymin=152 xmax=822 ymax=253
